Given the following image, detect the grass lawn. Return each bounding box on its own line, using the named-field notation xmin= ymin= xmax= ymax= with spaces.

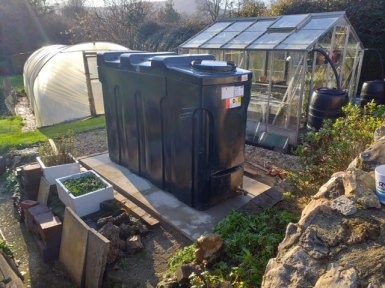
xmin=0 ymin=115 xmax=106 ymax=154
xmin=0 ymin=74 xmax=24 ymax=91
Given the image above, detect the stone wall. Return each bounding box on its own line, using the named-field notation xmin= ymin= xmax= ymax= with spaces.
xmin=262 ymin=127 xmax=385 ymax=288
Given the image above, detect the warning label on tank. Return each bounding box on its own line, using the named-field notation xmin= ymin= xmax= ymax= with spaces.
xmin=221 ymin=86 xmax=244 ymax=99
xmin=225 ymin=96 xmax=242 ymax=109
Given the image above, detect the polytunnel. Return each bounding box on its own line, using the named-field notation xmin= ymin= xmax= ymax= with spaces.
xmin=23 ymin=42 xmax=129 ymax=127
xmin=179 ymin=11 xmax=364 ymax=147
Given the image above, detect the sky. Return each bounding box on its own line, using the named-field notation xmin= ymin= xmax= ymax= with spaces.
xmin=84 ymin=0 xmax=165 ymax=6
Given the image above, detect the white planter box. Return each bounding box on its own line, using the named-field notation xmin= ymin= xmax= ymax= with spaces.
xmin=37 ymin=155 xmax=81 ymax=185
xmin=55 ymin=170 xmax=113 ymax=217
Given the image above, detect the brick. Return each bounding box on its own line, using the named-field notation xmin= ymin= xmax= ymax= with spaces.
xmin=36 ymin=214 xmax=62 ymax=242
xmin=26 ymin=204 xmax=50 ymax=232
xmin=20 ymin=200 xmax=38 ymax=210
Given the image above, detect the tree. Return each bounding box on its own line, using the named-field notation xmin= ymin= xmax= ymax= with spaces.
xmin=236 ymin=0 xmax=267 ymax=17
xmin=196 ymin=0 xmax=232 ymax=22
xmin=62 ymin=0 xmax=87 ymax=19
xmin=68 ymin=0 xmax=153 ymax=49
xmin=158 ymin=0 xmax=181 ymax=24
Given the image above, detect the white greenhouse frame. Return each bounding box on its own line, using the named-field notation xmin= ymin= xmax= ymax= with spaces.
xmin=179 ymin=11 xmax=364 ymax=146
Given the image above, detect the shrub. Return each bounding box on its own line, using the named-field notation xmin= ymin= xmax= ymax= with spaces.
xmin=293 ymin=102 xmax=385 ymax=191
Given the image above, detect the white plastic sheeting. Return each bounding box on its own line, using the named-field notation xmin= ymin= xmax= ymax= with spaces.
xmin=23 ymin=42 xmax=129 ymax=127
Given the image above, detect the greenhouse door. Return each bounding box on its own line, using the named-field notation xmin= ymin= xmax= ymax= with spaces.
xmin=83 ymin=51 xmax=105 ymax=116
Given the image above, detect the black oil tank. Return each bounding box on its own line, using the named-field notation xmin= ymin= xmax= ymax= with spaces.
xmin=307 ymin=88 xmax=349 ymax=130
xmin=97 ymin=51 xmax=130 ymax=165
xmin=153 ymin=56 xmax=252 ymax=209
xmin=360 ymin=80 xmax=385 ymax=107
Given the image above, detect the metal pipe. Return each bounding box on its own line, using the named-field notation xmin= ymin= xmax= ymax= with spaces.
xmin=364 ymin=48 xmax=384 ymax=80
xmin=311 ymin=48 xmax=341 ymax=90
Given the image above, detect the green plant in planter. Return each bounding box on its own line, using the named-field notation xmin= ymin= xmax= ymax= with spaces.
xmin=63 ymin=173 xmax=107 ymax=197
xmin=38 ymin=130 xmax=77 ymax=167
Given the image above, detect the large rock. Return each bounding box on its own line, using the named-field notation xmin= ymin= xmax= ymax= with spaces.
xmin=356 ymin=138 xmax=385 ymax=171
xmin=98 ymin=222 xmax=121 ymax=264
xmin=373 ymin=125 xmax=385 ymax=142
xmin=126 ymin=235 xmax=143 ymax=254
xmin=331 ymin=195 xmax=357 ymax=216
xmin=195 ymin=234 xmax=223 ymax=264
xmin=262 ymin=133 xmax=385 ymax=288
xmin=343 ymin=168 xmax=381 ymax=208
xmin=314 ymin=266 xmax=358 ymax=288
xmin=313 ymin=175 xmax=345 ymax=200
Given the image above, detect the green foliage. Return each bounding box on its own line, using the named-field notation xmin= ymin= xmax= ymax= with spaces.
xmin=167 ymin=209 xmax=297 ymax=286
xmin=168 ymin=244 xmax=197 ymax=271
xmin=213 ymin=209 xmax=297 ymax=286
xmin=0 ymin=168 xmax=18 ymax=194
xmin=0 ymin=240 xmax=13 ymax=257
xmin=63 ymin=172 xmax=107 ymax=197
xmin=0 ymin=116 xmax=106 ymax=154
xmin=294 ymin=102 xmax=385 ymax=191
xmin=236 ymin=0 xmax=267 ymax=17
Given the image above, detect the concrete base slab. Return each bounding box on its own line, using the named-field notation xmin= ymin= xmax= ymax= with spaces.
xmin=80 ymin=153 xmax=276 ymax=241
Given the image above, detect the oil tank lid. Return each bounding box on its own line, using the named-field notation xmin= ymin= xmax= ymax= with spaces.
xmin=191 ymin=59 xmax=236 ymax=73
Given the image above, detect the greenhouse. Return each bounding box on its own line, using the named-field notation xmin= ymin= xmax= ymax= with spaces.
xmin=179 ymin=11 xmax=364 ymax=147
xmin=23 ymin=42 xmax=129 ymax=127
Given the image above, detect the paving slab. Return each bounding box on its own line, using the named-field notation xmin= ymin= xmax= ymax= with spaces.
xmin=59 ymin=207 xmax=89 ymax=287
xmin=85 ymin=229 xmax=110 ymax=288
xmin=80 ymin=153 xmax=275 ymax=241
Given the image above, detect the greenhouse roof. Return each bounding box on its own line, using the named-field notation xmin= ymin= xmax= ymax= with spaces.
xmin=180 ymin=11 xmax=360 ymax=51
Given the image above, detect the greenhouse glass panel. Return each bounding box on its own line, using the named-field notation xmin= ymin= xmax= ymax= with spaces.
xmin=198 ymin=49 xmax=224 ymax=61
xmin=248 ymin=51 xmax=267 ymax=82
xmin=246 ymin=20 xmax=275 ymax=31
xmin=224 ymin=51 xmax=246 ymax=68
xmin=280 ymin=29 xmax=325 ymax=45
xmin=223 ymin=31 xmax=264 ymax=49
xmin=201 ymin=32 xmax=238 ymax=48
xmin=224 ymin=21 xmax=254 ymax=31
xmin=181 ymin=32 xmax=214 ymax=46
xmin=302 ymin=17 xmax=339 ymax=30
xmin=269 ymin=14 xmax=308 ymax=29
xmin=248 ymin=32 xmax=290 ymax=49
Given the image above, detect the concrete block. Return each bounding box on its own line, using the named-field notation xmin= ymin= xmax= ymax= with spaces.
xmin=85 ymin=229 xmax=110 ymax=288
xmin=60 ymin=207 xmax=89 ymax=287
xmin=37 ymin=176 xmax=51 ymax=205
